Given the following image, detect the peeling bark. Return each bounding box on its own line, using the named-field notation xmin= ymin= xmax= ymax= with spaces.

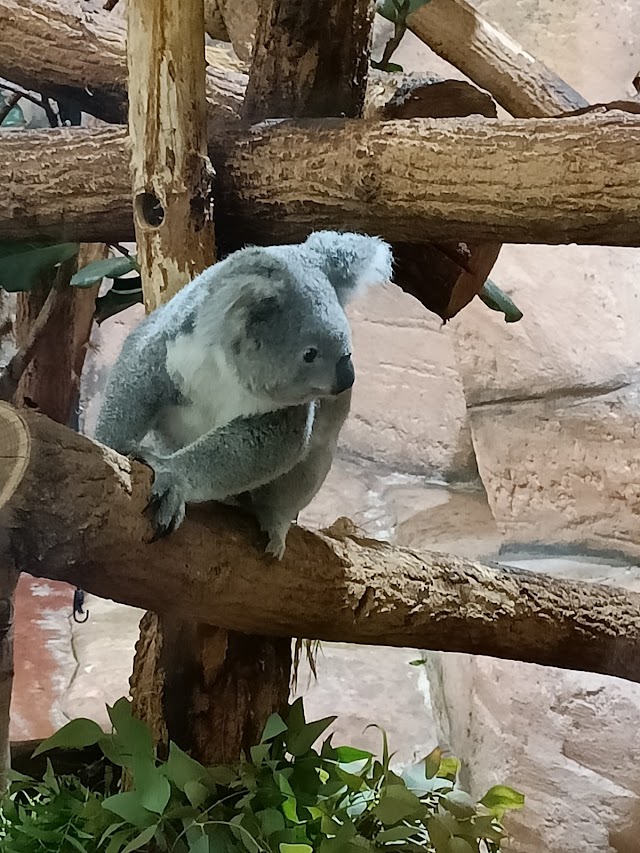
xmin=3 ymin=404 xmax=640 ymax=684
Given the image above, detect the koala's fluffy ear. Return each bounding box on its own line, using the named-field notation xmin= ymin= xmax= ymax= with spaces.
xmin=304 ymin=231 xmax=393 ymax=306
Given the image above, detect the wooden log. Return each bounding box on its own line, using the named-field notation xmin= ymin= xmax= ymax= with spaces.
xmin=0 ymin=0 xmax=247 ymax=125
xmin=3 ymin=114 xmax=640 ymax=248
xmin=405 ymin=0 xmax=588 ymax=117
xmin=3 ymin=402 xmax=640 ymax=684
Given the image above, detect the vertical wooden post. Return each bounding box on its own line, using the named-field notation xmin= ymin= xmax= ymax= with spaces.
xmin=126 ymin=0 xmax=220 ymax=757
xmin=127 ymin=0 xmax=216 ymax=310
xmin=126 ymin=0 xmax=376 ymax=764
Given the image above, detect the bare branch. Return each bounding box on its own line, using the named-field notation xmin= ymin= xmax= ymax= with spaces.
xmin=3 ymin=403 xmax=640 ymax=685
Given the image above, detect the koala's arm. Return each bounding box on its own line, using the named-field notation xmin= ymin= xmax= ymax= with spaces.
xmin=94 ymin=333 xmax=173 ymax=455
xmin=138 ymin=403 xmax=316 ymax=539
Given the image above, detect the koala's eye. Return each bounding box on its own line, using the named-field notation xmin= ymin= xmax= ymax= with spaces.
xmin=304 ymin=347 xmax=319 ymax=363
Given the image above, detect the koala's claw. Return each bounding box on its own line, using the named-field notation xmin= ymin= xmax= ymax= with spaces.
xmin=262 ymin=525 xmax=289 ymax=561
xmin=142 ymin=472 xmax=186 ymax=542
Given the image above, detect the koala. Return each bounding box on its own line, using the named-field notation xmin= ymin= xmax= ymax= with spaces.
xmin=94 ymin=231 xmax=393 ymax=558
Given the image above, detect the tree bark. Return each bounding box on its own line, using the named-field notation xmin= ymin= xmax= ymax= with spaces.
xmin=243 ymin=0 xmax=374 ymax=120
xmin=126 ymin=0 xmax=216 ymax=310
xmin=3 ymin=113 xmax=640 ymax=248
xmin=0 ymin=0 xmax=247 ymax=125
xmin=3 ymin=403 xmax=640 ymax=684
xmin=405 ymin=0 xmax=588 ymax=118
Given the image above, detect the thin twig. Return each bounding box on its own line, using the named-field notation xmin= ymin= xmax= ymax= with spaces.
xmin=0 ymin=92 xmax=20 ymax=126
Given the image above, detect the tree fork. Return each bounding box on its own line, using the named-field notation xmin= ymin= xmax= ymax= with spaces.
xmin=3 ymin=403 xmax=640 ymax=684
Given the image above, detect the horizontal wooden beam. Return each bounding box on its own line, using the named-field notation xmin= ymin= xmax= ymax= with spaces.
xmin=3 ymin=402 xmax=640 ymax=683
xmin=3 ymin=113 xmax=640 ymax=247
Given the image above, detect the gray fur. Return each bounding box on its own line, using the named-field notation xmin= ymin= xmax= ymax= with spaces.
xmin=94 ymin=231 xmax=393 ymax=555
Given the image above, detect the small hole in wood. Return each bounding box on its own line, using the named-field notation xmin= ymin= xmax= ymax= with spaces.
xmin=136 ymin=192 xmax=165 ymax=227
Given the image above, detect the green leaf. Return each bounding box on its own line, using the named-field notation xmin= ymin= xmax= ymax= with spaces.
xmin=1 ymin=102 xmax=25 ymax=128
xmin=184 ymin=779 xmax=209 ymax=809
xmin=373 ymin=784 xmax=425 ymax=825
xmin=447 ymin=838 xmax=474 ymax=853
xmin=132 ymin=756 xmax=171 ymax=815
xmin=376 ymin=0 xmax=432 ymax=23
xmin=250 ymin=743 xmax=271 ymax=765
xmin=107 ymin=697 xmax=155 ymax=760
xmin=437 ymin=756 xmax=460 ymax=779
xmin=261 ymin=713 xmax=288 ymax=743
xmin=428 ymin=816 xmax=453 ymax=852
xmin=285 ymin=700 xmax=336 ymax=757
xmin=164 ymin=742 xmax=209 ymax=791
xmin=32 ymin=718 xmax=103 ymax=756
xmin=335 ymin=746 xmax=373 ymax=763
xmin=0 ymin=241 xmax=79 ymax=292
xmin=377 ymin=825 xmax=422 ymax=842
xmin=409 ymin=658 xmax=426 ymax=667
xmin=480 ymin=784 xmax=525 ymax=812
xmin=424 ymin=746 xmax=442 ymax=779
xmin=259 ymin=807 xmax=285 ymax=836
xmin=106 ymin=828 xmax=137 ymax=853
xmin=478 ymin=279 xmax=523 ymax=323
xmin=101 ymin=791 xmax=156 ymax=828
xmin=70 ymin=255 xmax=138 ymax=287
xmin=371 ymin=60 xmax=404 ymax=72
xmin=280 ymin=845 xmax=313 ymax=853
xmin=122 ymin=824 xmax=158 ymax=853
xmin=442 ymin=790 xmax=476 ymax=819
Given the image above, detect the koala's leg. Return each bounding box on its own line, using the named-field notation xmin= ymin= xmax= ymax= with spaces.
xmin=137 ymin=403 xmax=315 ymax=540
xmin=248 ymin=392 xmax=351 ymax=559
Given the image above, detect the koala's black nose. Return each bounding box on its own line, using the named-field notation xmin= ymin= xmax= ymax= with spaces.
xmin=334 ymin=354 xmax=355 ymax=394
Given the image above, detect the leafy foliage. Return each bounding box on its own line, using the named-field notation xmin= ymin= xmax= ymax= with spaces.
xmin=0 ymin=242 xmax=143 ymax=322
xmin=376 ymin=0 xmax=432 ymax=24
xmin=0 ymin=240 xmax=80 ymax=292
xmin=0 ymin=698 xmax=523 ymax=852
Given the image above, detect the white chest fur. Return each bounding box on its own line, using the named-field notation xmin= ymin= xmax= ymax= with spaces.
xmin=157 ymin=333 xmax=275 ymax=447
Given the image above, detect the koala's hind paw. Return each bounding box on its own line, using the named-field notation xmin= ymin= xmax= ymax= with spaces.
xmin=143 ymin=473 xmax=186 ymax=542
xmin=264 ymin=535 xmax=287 ymax=561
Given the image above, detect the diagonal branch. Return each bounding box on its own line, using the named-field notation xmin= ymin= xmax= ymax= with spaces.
xmin=2 ymin=402 xmax=640 ymax=685
xmin=404 ymin=0 xmax=588 ymax=117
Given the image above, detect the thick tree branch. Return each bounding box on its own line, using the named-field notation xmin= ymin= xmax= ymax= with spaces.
xmin=405 ymin=0 xmax=588 ymax=118
xmin=0 ymin=0 xmax=247 ymax=125
xmin=2 ymin=402 xmax=640 ymax=684
xmin=2 ymin=114 xmax=640 ymax=247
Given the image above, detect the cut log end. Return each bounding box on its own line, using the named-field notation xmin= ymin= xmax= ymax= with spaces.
xmin=0 ymin=403 xmax=30 ymax=513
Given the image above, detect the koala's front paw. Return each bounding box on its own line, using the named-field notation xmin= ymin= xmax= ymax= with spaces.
xmin=142 ymin=470 xmax=186 ymax=542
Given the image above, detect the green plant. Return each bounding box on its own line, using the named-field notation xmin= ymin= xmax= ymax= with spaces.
xmin=0 ymin=698 xmax=523 ymax=852
xmin=0 ymin=240 xmax=143 ymax=323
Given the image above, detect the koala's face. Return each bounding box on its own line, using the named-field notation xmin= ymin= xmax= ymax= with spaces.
xmin=232 ymin=277 xmax=355 ymax=406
